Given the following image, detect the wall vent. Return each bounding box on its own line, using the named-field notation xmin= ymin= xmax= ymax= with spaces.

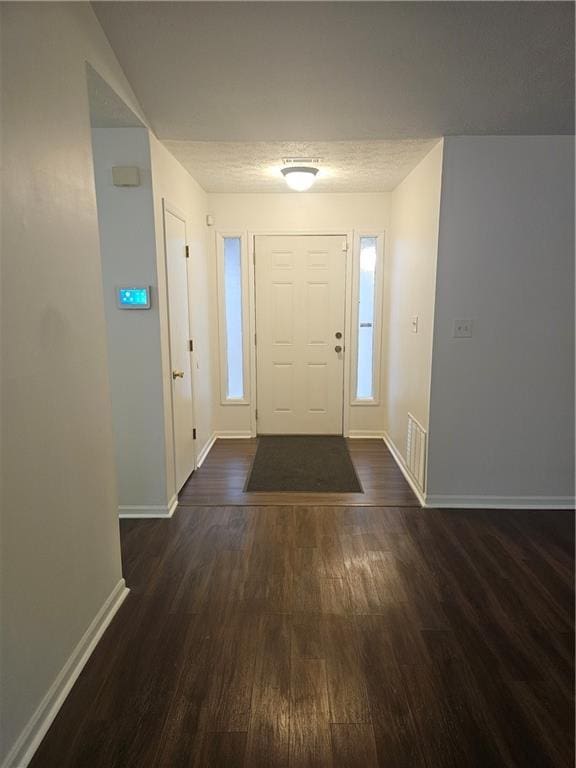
xmin=406 ymin=413 xmax=427 ymax=492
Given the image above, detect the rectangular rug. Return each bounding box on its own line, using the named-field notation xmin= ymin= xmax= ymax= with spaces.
xmin=245 ymin=435 xmax=363 ymax=493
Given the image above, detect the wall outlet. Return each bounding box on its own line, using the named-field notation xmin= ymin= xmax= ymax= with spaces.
xmin=410 ymin=315 xmax=419 ymax=333
xmin=453 ymin=318 xmax=473 ymax=338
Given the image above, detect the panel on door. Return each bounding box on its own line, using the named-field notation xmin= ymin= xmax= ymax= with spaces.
xmin=255 ymin=235 xmax=346 ymax=434
xmin=165 ymin=208 xmax=195 ymax=490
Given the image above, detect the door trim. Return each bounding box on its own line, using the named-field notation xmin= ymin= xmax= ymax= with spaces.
xmin=162 ymin=199 xmax=197 ymax=487
xmin=249 ymin=230 xmax=352 ymax=437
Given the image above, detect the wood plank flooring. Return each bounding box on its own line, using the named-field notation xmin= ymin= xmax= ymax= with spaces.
xmin=30 ymin=503 xmax=574 ymax=767
xmin=179 ymin=438 xmax=419 ymax=506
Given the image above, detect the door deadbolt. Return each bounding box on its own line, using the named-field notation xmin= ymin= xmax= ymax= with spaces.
xmin=172 ymin=370 xmax=184 ymax=379
xmin=335 ymin=345 xmax=342 ymax=353
xmin=335 ymin=331 xmax=342 ymax=339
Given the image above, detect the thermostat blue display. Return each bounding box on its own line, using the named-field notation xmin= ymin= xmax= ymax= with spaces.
xmin=116 ymin=287 xmax=151 ymax=309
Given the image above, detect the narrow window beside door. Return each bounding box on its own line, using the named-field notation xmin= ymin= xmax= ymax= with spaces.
xmin=354 ymin=234 xmax=383 ymax=403
xmin=217 ymin=234 xmax=249 ymax=404
xmin=224 ymin=237 xmax=244 ymax=398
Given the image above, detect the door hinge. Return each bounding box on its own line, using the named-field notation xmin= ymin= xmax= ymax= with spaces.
xmin=255 ymin=409 xmax=258 ymax=420
xmin=189 ymin=339 xmax=194 ymax=352
xmin=185 ymin=245 xmax=190 ymax=258
xmin=192 ymin=428 xmax=197 ymax=440
xmin=254 ymin=332 xmax=257 ymax=346
xmin=342 ymin=239 xmax=348 ymax=252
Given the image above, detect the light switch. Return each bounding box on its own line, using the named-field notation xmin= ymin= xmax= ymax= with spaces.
xmin=453 ymin=318 xmax=473 ymax=338
xmin=411 ymin=316 xmax=419 ymax=333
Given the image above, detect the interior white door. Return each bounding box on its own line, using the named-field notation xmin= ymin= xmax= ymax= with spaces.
xmin=255 ymin=234 xmax=347 ymax=434
xmin=165 ymin=207 xmax=195 ymax=490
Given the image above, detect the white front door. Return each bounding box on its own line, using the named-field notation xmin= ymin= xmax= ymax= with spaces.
xmin=255 ymin=234 xmax=347 ymax=434
xmin=164 ymin=207 xmax=195 ymax=490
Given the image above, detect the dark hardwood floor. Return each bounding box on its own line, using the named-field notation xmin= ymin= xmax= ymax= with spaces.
xmin=179 ymin=438 xmax=419 ymax=506
xmin=31 ymin=501 xmax=574 ymax=767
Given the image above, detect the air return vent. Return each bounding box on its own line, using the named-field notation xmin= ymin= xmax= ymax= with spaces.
xmin=406 ymin=413 xmax=427 ymax=492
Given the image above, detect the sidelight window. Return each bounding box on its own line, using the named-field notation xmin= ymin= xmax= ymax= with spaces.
xmin=217 ymin=234 xmax=249 ymax=403
xmin=354 ymin=234 xmax=384 ymax=403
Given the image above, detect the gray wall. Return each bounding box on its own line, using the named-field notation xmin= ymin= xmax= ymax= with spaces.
xmin=427 ymin=136 xmax=575 ymax=504
xmin=91 ymin=127 xmax=170 ymax=512
xmin=0 ymin=4 xmax=145 ymax=763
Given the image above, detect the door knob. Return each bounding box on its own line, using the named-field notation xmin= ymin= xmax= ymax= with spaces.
xmin=335 ymin=345 xmax=342 ymax=353
xmin=172 ymin=370 xmax=184 ymax=379
xmin=335 ymin=331 xmax=342 ymax=339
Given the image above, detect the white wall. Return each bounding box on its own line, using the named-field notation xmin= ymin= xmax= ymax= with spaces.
xmin=150 ymin=136 xmax=217 ymax=471
xmin=209 ymin=192 xmax=391 ymax=233
xmin=91 ymin=128 xmax=170 ymax=512
xmin=0 ymin=4 xmax=146 ymax=765
xmin=208 ymin=192 xmax=391 ymax=435
xmin=427 ymin=136 xmax=575 ymax=505
xmin=384 ymin=141 xmax=443 ymax=475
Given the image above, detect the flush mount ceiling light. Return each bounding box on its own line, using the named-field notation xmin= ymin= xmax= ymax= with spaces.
xmin=281 ymin=160 xmax=320 ymax=191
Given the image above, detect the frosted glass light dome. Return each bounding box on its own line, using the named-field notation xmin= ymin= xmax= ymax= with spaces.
xmin=281 ymin=166 xmax=319 ymax=191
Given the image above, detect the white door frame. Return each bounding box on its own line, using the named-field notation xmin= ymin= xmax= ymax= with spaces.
xmin=248 ymin=230 xmax=353 ymax=437
xmin=162 ymin=198 xmax=197 ymax=483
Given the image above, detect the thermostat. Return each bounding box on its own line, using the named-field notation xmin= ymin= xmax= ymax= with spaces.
xmin=116 ymin=286 xmax=151 ymax=309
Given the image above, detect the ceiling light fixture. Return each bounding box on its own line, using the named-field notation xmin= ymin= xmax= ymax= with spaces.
xmin=281 ymin=165 xmax=319 ymax=192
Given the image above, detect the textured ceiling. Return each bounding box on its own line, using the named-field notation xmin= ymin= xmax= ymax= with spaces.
xmin=93 ymin=1 xmax=574 ymax=142
xmin=92 ymin=1 xmax=574 ymax=192
xmin=163 ymin=139 xmax=438 ymax=192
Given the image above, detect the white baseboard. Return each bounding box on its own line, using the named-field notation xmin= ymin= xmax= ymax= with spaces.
xmin=382 ymin=431 xmax=426 ymax=507
xmin=2 ymin=579 xmax=129 ymax=768
xmin=381 ymin=431 xmax=575 ymax=510
xmin=425 ymin=494 xmax=576 ymax=510
xmin=348 ymin=430 xmax=386 ymax=439
xmin=215 ymin=430 xmax=253 ymax=439
xmin=196 ymin=432 xmax=217 ymax=468
xmin=118 ymin=494 xmax=178 ymax=519
xmin=195 ymin=431 xmax=251 ymax=470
